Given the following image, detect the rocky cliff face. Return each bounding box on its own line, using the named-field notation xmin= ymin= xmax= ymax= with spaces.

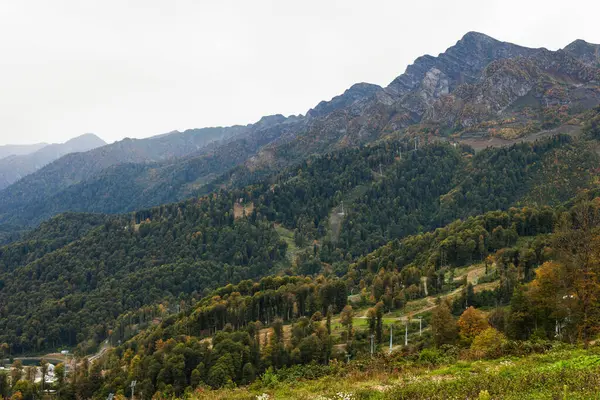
xmin=388 ymin=32 xmax=538 ymax=96
xmin=423 ymin=48 xmax=600 ymax=131
xmin=307 ymin=83 xmax=385 ymax=119
xmin=196 ymin=32 xmax=600 ymax=189
xmin=249 ymin=32 xmax=600 ymax=162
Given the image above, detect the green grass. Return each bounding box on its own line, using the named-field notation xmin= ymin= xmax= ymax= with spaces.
xmin=194 ymin=347 xmax=600 ymax=399
xmin=275 ymin=224 xmax=299 ymax=261
xmin=331 ymin=317 xmax=399 ymax=333
xmin=386 ymin=299 xmax=431 ymax=317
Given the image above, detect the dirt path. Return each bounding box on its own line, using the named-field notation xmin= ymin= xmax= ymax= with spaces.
xmin=377 ymin=263 xmax=488 ymax=322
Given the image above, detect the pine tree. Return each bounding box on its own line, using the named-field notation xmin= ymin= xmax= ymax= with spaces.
xmin=375 ymin=302 xmax=384 ymax=343
xmin=326 ymin=306 xmax=333 ymax=336
xmin=366 ymin=308 xmax=377 ymax=337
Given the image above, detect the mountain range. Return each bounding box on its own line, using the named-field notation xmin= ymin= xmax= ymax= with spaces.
xmin=0 ymin=134 xmax=106 ymax=190
xmin=0 ymin=32 xmax=599 ymax=227
xmin=0 ymin=142 xmax=48 ymax=159
xmin=0 ymin=32 xmax=600 ymax=395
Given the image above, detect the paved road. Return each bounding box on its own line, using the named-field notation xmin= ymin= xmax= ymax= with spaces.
xmin=8 ymin=342 xmax=112 ymax=366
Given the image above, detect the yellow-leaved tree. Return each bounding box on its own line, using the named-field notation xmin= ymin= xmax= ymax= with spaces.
xmin=458 ymin=306 xmax=489 ymax=345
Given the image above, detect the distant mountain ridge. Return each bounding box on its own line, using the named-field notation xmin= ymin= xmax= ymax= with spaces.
xmin=0 ymin=126 xmax=249 ymax=216
xmin=0 ymin=133 xmax=106 ymax=190
xmin=1 ymin=32 xmax=599 ymax=226
xmin=0 ymin=142 xmax=48 ymax=160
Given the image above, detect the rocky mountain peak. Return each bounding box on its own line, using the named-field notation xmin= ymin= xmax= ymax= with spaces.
xmin=255 ymin=114 xmax=288 ymax=128
xmin=564 ymin=39 xmax=600 ymax=67
xmin=458 ymin=31 xmax=498 ymax=46
xmin=387 ymin=32 xmax=538 ymax=99
xmin=306 ymin=82 xmax=383 ymax=119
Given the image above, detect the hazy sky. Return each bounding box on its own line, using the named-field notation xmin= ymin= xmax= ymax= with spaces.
xmin=1 ymin=0 xmax=599 ymax=145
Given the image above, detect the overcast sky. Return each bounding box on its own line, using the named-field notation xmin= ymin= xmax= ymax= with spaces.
xmin=0 ymin=0 xmax=599 ymax=145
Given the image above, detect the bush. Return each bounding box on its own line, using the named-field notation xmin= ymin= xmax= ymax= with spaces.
xmin=258 ymin=363 xmax=338 ymax=386
xmin=499 ymin=340 xmax=554 ymax=357
xmin=471 ymin=328 xmax=507 ymax=359
xmin=259 ymin=367 xmax=279 ymax=388
xmin=418 ymin=348 xmax=445 ymax=366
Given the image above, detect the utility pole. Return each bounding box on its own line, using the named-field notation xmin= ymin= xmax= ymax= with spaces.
xmin=61 ymin=350 xmax=69 ymax=377
xmin=389 ymin=324 xmax=393 ymax=354
xmin=404 ymin=320 xmax=408 ymax=346
xmin=131 ymin=380 xmax=137 ymax=400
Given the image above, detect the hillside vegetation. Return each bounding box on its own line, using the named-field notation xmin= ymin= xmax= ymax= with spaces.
xmin=30 ymin=195 xmax=598 ymax=400
xmin=0 ymin=134 xmax=596 ymax=357
xmin=0 ymin=33 xmax=600 ymax=400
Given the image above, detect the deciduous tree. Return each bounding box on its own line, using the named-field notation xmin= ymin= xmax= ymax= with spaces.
xmin=458 ymin=307 xmax=489 ymax=345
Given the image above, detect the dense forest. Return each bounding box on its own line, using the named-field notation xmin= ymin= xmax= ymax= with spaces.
xmin=0 ymin=196 xmax=287 ymax=354
xmin=0 ymin=133 xmax=596 ymax=356
xmin=2 ymin=197 xmax=594 ymax=400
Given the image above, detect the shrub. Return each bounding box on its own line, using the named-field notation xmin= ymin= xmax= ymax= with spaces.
xmin=471 ymin=328 xmax=507 ymax=359
xmin=418 ymin=348 xmax=446 ymax=366
xmin=259 ymin=367 xmax=279 ymax=388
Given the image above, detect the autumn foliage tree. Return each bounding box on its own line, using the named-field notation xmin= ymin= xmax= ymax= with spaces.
xmin=527 ymin=261 xmax=572 ymax=340
xmin=458 ymin=306 xmax=489 ymax=345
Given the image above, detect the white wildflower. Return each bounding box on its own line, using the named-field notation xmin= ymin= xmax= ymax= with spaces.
xmin=313 ymin=393 xmax=354 ymax=400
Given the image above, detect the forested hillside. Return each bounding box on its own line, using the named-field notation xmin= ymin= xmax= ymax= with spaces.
xmin=0 ymin=126 xmax=253 ymax=226
xmin=0 ymin=213 xmax=109 ymax=273
xmin=59 ymin=197 xmax=600 ymax=399
xmin=0 ymin=132 xmax=596 ymax=357
xmin=0 ymin=119 xmax=299 ymax=226
xmin=0 ymin=195 xmax=287 ymax=354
